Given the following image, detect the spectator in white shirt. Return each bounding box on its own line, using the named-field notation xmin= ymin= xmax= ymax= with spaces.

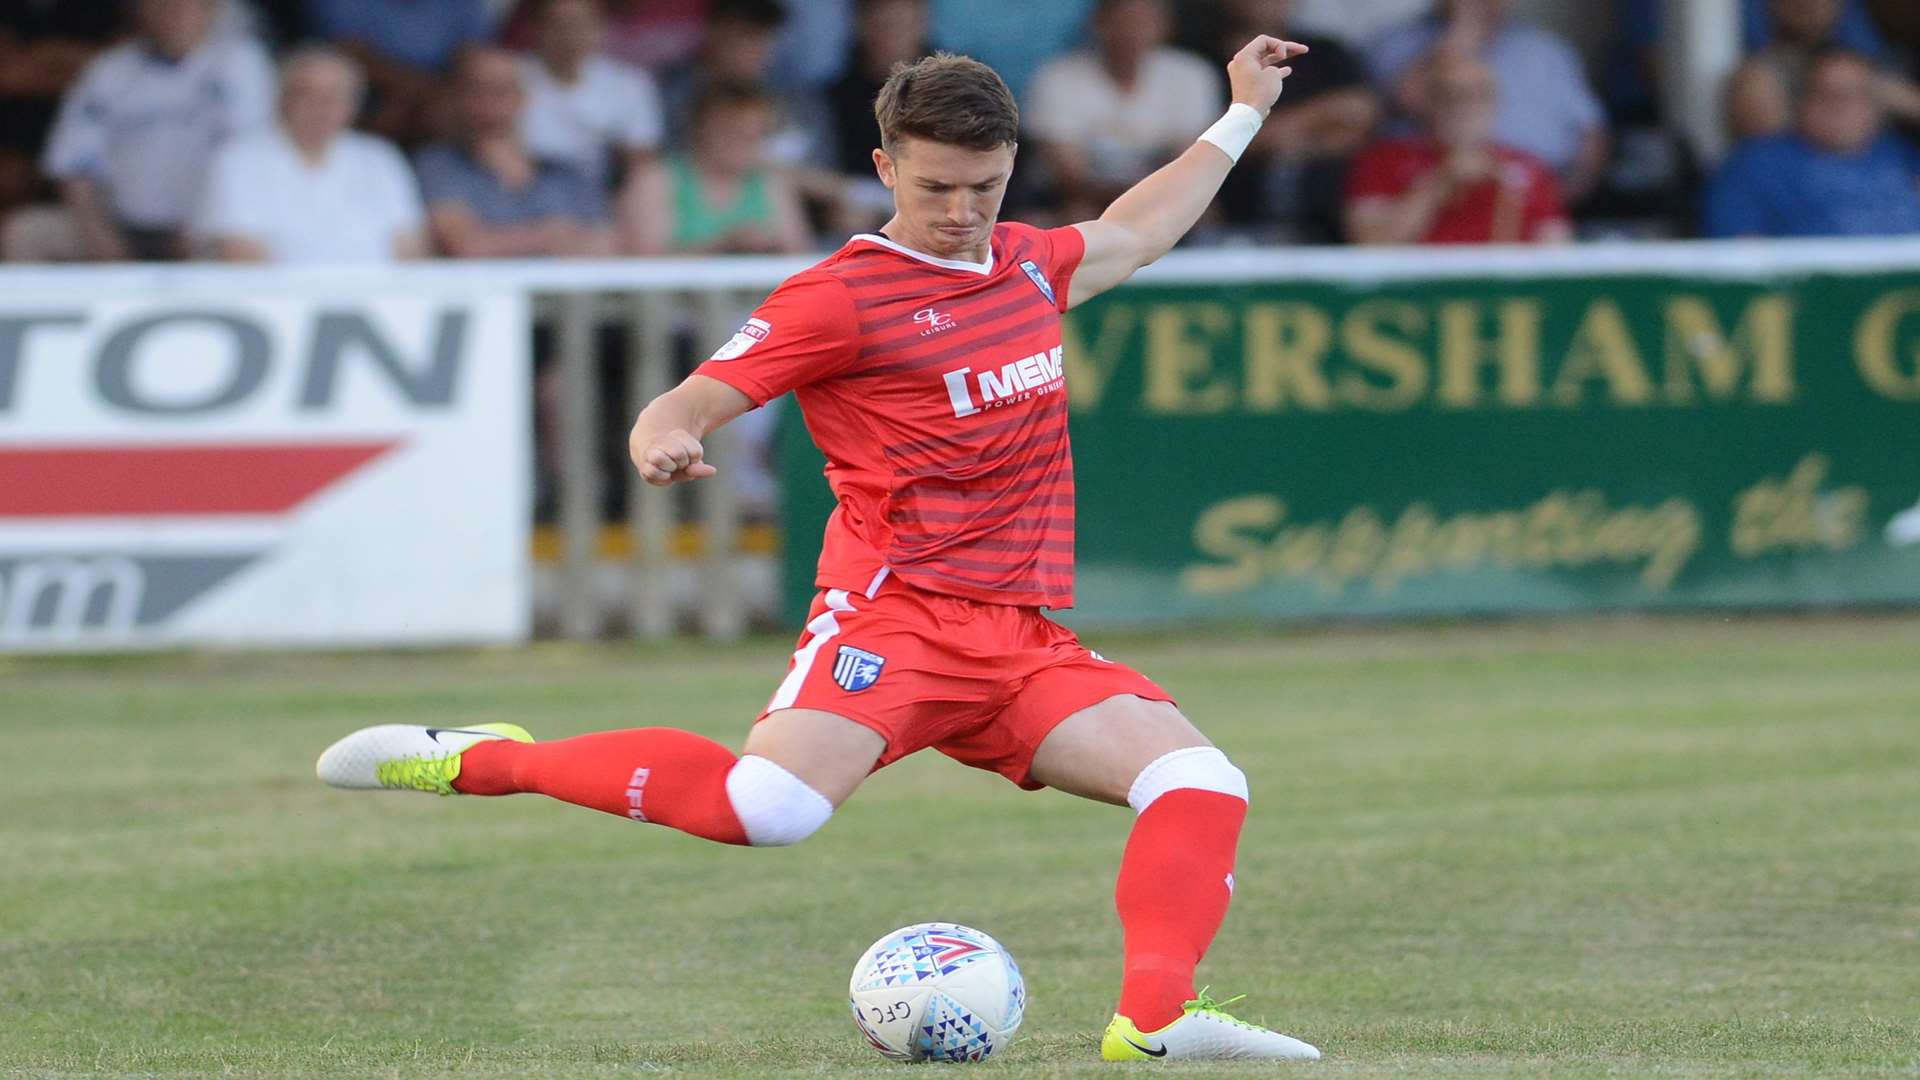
xmin=195 ymin=46 xmax=427 ymax=262
xmin=1027 ymin=0 xmax=1222 ymax=219
xmin=518 ymin=0 xmax=664 ymax=190
xmin=2 ymin=0 xmax=273 ymax=262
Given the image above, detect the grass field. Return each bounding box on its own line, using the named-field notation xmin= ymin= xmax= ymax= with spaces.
xmin=4 ymin=616 xmax=1919 ymax=1079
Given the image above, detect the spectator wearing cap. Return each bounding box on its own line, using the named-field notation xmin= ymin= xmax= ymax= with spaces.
xmin=2 ymin=0 xmax=273 ymax=262
xmin=618 ymin=79 xmax=810 ymax=254
xmin=518 ymin=0 xmax=664 ymax=190
xmin=1706 ymin=49 xmax=1920 ymax=237
xmin=1345 ymin=48 xmax=1571 ymax=245
xmin=195 ymin=46 xmax=426 ymax=261
xmin=415 ymin=45 xmax=612 ymax=256
xmin=1211 ymin=0 xmax=1380 ymax=242
xmin=307 ymin=0 xmax=494 ymax=142
xmin=1028 ymin=0 xmax=1221 ymax=221
xmin=1726 ymin=0 xmax=1920 ymax=141
xmin=1368 ymin=0 xmax=1607 ymax=204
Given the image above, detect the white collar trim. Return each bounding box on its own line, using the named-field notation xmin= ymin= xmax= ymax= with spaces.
xmin=854 ymin=232 xmax=994 ymax=275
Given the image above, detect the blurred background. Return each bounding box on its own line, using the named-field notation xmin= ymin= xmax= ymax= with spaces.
xmin=1 ymin=0 xmax=1918 ymax=648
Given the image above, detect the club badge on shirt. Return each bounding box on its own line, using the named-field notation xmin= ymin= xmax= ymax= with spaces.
xmin=832 ymin=644 xmax=886 ymax=692
xmin=710 ymin=317 xmax=771 ymax=361
xmin=1019 ymin=259 xmax=1055 ymax=305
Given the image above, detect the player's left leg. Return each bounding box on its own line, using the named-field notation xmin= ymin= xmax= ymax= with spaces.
xmin=1025 ymin=692 xmax=1321 ymax=1061
xmin=315 ymin=709 xmax=882 ymax=847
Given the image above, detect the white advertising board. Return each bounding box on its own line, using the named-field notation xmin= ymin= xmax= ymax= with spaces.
xmin=0 ymin=270 xmax=530 ymax=650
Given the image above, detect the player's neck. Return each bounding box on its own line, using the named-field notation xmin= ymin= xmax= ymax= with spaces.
xmin=876 ymin=220 xmax=990 ymax=266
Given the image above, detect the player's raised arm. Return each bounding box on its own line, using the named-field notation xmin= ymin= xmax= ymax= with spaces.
xmin=627 ymin=374 xmax=754 ymax=487
xmin=1066 ymin=36 xmax=1305 ymax=308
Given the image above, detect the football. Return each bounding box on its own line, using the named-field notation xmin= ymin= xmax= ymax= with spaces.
xmin=848 ymin=922 xmax=1026 ymax=1062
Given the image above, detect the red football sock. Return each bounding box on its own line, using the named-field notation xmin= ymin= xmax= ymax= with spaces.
xmin=1114 ymin=789 xmax=1248 ymax=1030
xmin=453 ymin=727 xmax=748 ymax=845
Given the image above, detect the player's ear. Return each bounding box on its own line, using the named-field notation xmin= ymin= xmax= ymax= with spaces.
xmin=872 ymin=146 xmax=896 ymax=189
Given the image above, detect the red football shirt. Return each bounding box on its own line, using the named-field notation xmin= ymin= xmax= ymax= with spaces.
xmin=695 ymin=222 xmax=1086 ymax=609
xmin=1345 ymin=138 xmax=1568 ymax=244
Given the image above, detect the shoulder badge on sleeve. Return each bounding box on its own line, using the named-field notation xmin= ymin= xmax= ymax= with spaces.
xmin=1018 ymin=259 xmax=1056 ymax=305
xmin=710 ymin=317 xmax=772 ymax=361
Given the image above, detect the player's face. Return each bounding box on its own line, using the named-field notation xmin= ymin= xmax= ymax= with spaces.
xmin=873 ymin=138 xmax=1017 ymax=261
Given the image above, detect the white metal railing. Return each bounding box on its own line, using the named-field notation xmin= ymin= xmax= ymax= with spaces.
xmin=7 ymin=236 xmax=1919 ymax=642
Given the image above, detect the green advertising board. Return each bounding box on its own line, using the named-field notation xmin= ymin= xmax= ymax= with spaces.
xmin=779 ymin=246 xmax=1920 ymax=626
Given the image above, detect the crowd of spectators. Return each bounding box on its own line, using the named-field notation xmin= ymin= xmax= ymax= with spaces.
xmin=4 ymin=0 xmax=1920 ymax=265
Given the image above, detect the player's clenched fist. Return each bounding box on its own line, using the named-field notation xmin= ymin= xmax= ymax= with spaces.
xmin=630 ymin=427 xmax=718 ymax=486
xmin=1227 ymin=35 xmax=1308 ymax=117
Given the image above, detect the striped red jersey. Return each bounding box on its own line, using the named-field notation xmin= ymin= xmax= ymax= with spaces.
xmin=695 ymin=222 xmax=1085 ymax=608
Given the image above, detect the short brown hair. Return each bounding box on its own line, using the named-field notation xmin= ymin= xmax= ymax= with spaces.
xmin=873 ymin=53 xmax=1018 ymax=153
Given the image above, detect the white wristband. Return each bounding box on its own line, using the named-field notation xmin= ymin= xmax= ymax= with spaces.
xmin=1198 ymin=103 xmax=1264 ymax=164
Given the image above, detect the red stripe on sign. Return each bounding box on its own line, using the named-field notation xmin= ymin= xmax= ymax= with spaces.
xmin=0 ymin=442 xmax=399 ymax=517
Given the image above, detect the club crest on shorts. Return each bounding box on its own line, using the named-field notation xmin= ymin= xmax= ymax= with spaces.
xmin=1019 ymin=259 xmax=1056 ymax=305
xmin=833 ymin=645 xmax=886 ymax=692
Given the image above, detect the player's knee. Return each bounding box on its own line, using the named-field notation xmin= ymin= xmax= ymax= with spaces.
xmin=725 ymin=754 xmax=835 ymax=846
xmin=1126 ymin=746 xmax=1249 ymax=814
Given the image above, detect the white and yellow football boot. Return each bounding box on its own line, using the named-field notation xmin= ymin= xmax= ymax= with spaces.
xmin=1102 ymin=989 xmax=1321 ymax=1062
xmin=315 ymin=723 xmax=533 ymax=795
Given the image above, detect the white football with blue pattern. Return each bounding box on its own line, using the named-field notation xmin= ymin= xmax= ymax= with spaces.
xmin=848 ymin=922 xmax=1025 ymax=1062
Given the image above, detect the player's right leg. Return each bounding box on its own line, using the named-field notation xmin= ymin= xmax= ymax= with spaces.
xmin=315 ymin=708 xmax=883 ymax=847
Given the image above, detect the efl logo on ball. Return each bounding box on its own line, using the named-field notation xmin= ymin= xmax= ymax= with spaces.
xmin=849 ymin=922 xmax=1026 ymax=1062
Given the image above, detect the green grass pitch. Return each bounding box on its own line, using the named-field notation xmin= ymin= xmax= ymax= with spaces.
xmin=4 ymin=616 xmax=1918 ymax=1078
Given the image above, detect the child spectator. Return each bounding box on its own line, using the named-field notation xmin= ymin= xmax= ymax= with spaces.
xmin=617 ymin=79 xmax=810 ymax=254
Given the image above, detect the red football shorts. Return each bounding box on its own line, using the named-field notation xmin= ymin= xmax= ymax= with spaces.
xmin=756 ymin=573 xmax=1173 ymax=789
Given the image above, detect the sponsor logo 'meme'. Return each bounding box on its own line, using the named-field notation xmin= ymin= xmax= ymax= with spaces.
xmin=941 ymin=345 xmax=1065 ymax=418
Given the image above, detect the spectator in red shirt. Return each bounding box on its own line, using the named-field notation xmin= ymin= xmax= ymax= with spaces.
xmin=1344 ymin=48 xmax=1570 ymax=245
